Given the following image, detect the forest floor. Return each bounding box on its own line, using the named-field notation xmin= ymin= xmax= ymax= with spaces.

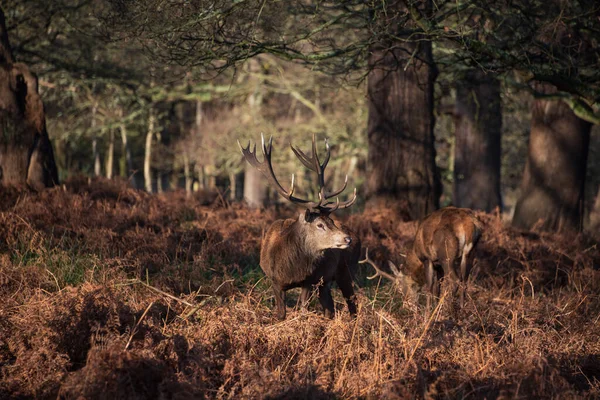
xmin=1 ymin=178 xmax=600 ymax=399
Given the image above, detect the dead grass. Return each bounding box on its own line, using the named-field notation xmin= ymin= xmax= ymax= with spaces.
xmin=0 ymin=178 xmax=599 ymax=399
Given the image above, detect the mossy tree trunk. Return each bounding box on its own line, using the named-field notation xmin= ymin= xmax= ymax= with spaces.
xmin=512 ymin=87 xmax=591 ymax=232
xmin=0 ymin=8 xmax=58 ymax=190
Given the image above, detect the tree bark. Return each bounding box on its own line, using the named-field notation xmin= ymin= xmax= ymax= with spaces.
xmin=91 ymin=103 xmax=101 ymax=177
xmin=590 ymin=187 xmax=600 ymax=233
xmin=119 ymin=122 xmax=133 ymax=180
xmin=106 ymin=129 xmax=114 ymax=179
xmin=144 ymin=111 xmax=155 ymax=193
xmin=365 ymin=15 xmax=440 ymax=220
xmin=512 ymin=91 xmax=591 ymax=232
xmin=243 ymin=165 xmax=267 ymax=208
xmin=183 ymin=150 xmax=192 ymax=197
xmin=0 ymin=8 xmax=58 ymax=190
xmin=453 ymin=70 xmax=502 ymax=212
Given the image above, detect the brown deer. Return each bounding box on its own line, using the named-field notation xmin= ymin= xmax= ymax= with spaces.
xmin=361 ymin=207 xmax=483 ymax=310
xmin=239 ymin=134 xmax=360 ymax=319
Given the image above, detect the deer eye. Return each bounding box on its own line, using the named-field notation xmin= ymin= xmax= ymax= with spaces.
xmin=317 ymin=223 xmax=325 ymax=230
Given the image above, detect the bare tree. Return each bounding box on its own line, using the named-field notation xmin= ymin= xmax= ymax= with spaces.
xmin=144 ymin=109 xmax=156 ymax=193
xmin=105 ymin=128 xmax=114 ymax=179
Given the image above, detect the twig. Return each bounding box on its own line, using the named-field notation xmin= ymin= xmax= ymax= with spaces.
xmin=45 ymin=269 xmax=61 ymax=292
xmin=125 ymin=301 xmax=154 ymax=350
xmin=401 ymin=291 xmax=447 ymax=376
xmin=133 ymin=279 xmax=195 ymax=307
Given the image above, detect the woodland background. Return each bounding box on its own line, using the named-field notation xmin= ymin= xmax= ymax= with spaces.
xmin=2 ymin=1 xmax=600 ymax=399
xmin=2 ymin=0 xmax=600 ymax=232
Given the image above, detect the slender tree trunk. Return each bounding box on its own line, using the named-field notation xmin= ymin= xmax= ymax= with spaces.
xmin=205 ymin=165 xmax=216 ymax=189
xmin=144 ymin=111 xmax=155 ymax=193
xmin=453 ymin=70 xmax=502 ymax=212
xmin=91 ymin=102 xmax=101 ymax=177
xmin=229 ymin=172 xmax=236 ymax=201
xmin=157 ymin=173 xmax=164 ymax=193
xmin=106 ymin=129 xmax=114 ymax=179
xmin=119 ymin=123 xmax=133 ymax=180
xmin=243 ymin=165 xmax=267 ymax=208
xmin=590 ymin=187 xmax=600 ymax=232
xmin=512 ymin=90 xmax=591 ymax=232
xmin=183 ymin=150 xmax=192 ymax=197
xmin=366 ymin=33 xmax=440 ymax=219
xmin=0 ymin=8 xmax=58 ymax=189
xmin=242 ymin=59 xmax=268 ymax=206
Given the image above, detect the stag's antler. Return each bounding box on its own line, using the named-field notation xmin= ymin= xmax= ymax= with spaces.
xmin=359 ymin=248 xmax=403 ymax=282
xmin=289 ymin=133 xmax=356 ymax=213
xmin=238 ymin=133 xmax=356 ymax=214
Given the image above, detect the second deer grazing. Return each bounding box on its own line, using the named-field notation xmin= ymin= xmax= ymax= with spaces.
xmin=362 ymin=207 xmax=483 ymax=310
xmin=239 ymin=134 xmax=360 ymax=319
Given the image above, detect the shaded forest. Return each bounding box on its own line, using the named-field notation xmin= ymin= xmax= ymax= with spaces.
xmin=1 ymin=1 xmax=600 ymax=399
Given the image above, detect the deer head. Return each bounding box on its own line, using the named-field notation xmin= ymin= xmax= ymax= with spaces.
xmin=359 ymin=248 xmax=419 ymax=302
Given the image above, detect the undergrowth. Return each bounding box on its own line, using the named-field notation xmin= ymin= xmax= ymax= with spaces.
xmin=0 ymin=178 xmax=599 ymax=399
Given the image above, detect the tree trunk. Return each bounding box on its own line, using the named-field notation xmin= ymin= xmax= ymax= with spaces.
xmin=512 ymin=91 xmax=591 ymax=232
xmin=106 ymin=129 xmax=114 ymax=179
xmin=119 ymin=123 xmax=133 ymax=180
xmin=365 ymin=14 xmax=439 ymax=220
xmin=0 ymin=8 xmax=58 ymax=190
xmin=243 ymin=165 xmax=267 ymax=208
xmin=91 ymin=102 xmax=101 ymax=177
xmin=590 ymin=187 xmax=600 ymax=233
xmin=453 ymin=70 xmax=502 ymax=212
xmin=241 ymin=59 xmax=268 ymax=207
xmin=183 ymin=151 xmax=192 ymax=197
xmin=144 ymin=111 xmax=155 ymax=193
xmin=157 ymin=172 xmax=164 ymax=193
xmin=229 ymin=172 xmax=236 ymax=201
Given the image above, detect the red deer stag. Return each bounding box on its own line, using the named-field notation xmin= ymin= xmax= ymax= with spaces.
xmin=239 ymin=134 xmax=360 ymax=319
xmin=361 ymin=207 xmax=483 ymax=310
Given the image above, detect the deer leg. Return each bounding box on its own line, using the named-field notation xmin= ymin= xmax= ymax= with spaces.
xmin=336 ymin=267 xmax=357 ymax=317
xmin=441 ymin=260 xmax=458 ymax=299
xmin=273 ymin=284 xmax=286 ymax=320
xmin=318 ymin=283 xmax=335 ymax=319
xmin=425 ymin=259 xmax=435 ymax=312
xmin=299 ymin=285 xmax=312 ymax=309
xmin=459 ymin=243 xmax=473 ymax=308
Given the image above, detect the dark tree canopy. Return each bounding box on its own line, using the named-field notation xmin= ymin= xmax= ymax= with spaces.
xmin=88 ymin=1 xmax=600 ymax=122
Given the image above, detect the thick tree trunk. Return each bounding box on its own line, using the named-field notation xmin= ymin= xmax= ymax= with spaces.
xmin=453 ymin=70 xmax=502 ymax=212
xmin=366 ymin=28 xmax=439 ymax=219
xmin=512 ymin=92 xmax=591 ymax=232
xmin=144 ymin=111 xmax=155 ymax=193
xmin=243 ymin=166 xmax=267 ymax=208
xmin=119 ymin=123 xmax=133 ymax=180
xmin=0 ymin=8 xmax=58 ymax=190
xmin=106 ymin=129 xmax=114 ymax=179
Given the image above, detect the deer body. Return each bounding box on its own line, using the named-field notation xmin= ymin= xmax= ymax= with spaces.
xmin=239 ymin=134 xmax=359 ymax=319
xmin=261 ymin=216 xmax=359 ymax=319
xmin=363 ymin=207 xmax=482 ymax=309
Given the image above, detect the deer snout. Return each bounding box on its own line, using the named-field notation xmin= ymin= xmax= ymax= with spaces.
xmin=344 ymin=236 xmax=352 ymax=244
